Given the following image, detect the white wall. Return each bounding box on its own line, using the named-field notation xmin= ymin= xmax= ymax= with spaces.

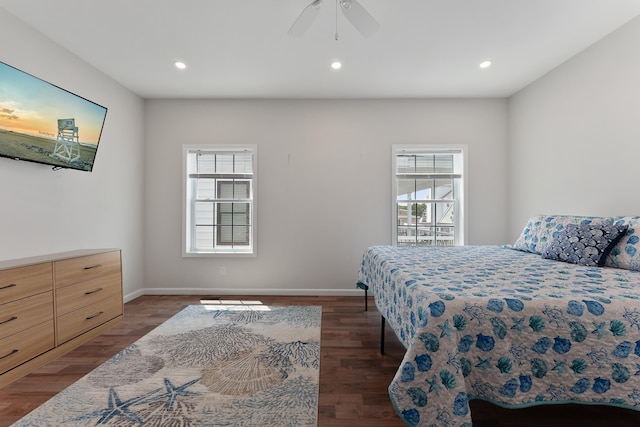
xmin=508 ymin=16 xmax=640 ymax=240
xmin=0 ymin=9 xmax=146 ymax=300
xmin=144 ymin=99 xmax=508 ymax=295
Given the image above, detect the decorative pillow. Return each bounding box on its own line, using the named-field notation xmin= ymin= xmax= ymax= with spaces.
xmin=512 ymin=214 xmax=614 ymax=255
xmin=605 ymin=216 xmax=640 ymax=271
xmin=541 ymin=223 xmax=628 ymax=267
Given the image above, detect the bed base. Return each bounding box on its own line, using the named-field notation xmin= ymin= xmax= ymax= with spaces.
xmin=380 ymin=315 xmax=385 ymax=355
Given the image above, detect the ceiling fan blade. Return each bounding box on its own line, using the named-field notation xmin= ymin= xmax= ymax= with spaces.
xmin=339 ymin=0 xmax=380 ymax=38
xmin=288 ymin=0 xmax=323 ymax=37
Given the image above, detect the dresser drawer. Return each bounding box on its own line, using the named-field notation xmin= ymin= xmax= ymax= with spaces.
xmin=56 ymin=297 xmax=122 ymax=344
xmin=0 ymin=263 xmax=52 ymax=305
xmin=56 ymin=272 xmax=122 ymax=316
xmin=0 ymin=291 xmax=53 ymax=341
xmin=54 ymin=251 xmax=121 ymax=288
xmin=0 ymin=320 xmax=55 ymax=375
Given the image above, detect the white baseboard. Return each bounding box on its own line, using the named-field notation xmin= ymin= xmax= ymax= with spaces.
xmin=124 ymin=287 xmax=365 ymax=302
xmin=123 ymin=288 xmax=146 ymax=303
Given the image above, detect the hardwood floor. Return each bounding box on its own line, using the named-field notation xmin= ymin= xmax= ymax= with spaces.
xmin=1 ymin=295 xmax=640 ymax=426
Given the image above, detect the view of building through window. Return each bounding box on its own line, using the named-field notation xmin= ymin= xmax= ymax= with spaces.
xmin=184 ymin=146 xmax=256 ymax=256
xmin=393 ymin=147 xmax=464 ymax=246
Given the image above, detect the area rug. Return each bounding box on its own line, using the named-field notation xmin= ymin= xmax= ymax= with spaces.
xmin=12 ymin=304 xmax=322 ymax=427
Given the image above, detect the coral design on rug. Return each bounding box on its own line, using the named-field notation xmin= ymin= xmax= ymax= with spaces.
xmin=11 ymin=304 xmax=321 ymax=427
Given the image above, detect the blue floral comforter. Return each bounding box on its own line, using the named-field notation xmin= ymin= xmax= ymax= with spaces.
xmin=357 ymin=245 xmax=640 ymax=427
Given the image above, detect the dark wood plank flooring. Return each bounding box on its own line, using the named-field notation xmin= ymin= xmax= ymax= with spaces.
xmin=1 ymin=295 xmax=640 ymax=426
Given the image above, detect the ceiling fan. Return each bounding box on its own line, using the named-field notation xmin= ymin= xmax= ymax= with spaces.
xmin=289 ymin=0 xmax=380 ymax=39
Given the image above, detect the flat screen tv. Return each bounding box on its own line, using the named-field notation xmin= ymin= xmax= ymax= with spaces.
xmin=0 ymin=61 xmax=107 ymax=172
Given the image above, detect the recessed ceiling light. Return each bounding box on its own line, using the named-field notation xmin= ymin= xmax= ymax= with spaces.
xmin=331 ymin=61 xmax=342 ymax=70
xmin=174 ymin=61 xmax=187 ymax=70
xmin=479 ymin=60 xmax=492 ymax=69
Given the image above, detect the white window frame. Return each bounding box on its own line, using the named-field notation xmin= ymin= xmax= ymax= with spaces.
xmin=183 ymin=144 xmax=257 ymax=257
xmin=392 ymin=144 xmax=467 ymax=246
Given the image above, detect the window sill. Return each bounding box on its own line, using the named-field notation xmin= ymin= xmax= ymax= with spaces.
xmin=183 ymin=250 xmax=256 ymax=258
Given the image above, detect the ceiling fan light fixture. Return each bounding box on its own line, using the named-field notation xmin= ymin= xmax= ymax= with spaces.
xmin=331 ymin=61 xmax=343 ymax=70
xmin=289 ymin=0 xmax=379 ymax=38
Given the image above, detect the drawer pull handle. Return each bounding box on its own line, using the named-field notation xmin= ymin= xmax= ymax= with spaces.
xmin=86 ymin=311 xmax=104 ymax=320
xmin=0 ymin=316 xmax=18 ymax=325
xmin=0 ymin=283 xmax=17 ymax=290
xmin=85 ymin=288 xmax=104 ymax=295
xmin=84 ymin=264 xmax=103 ymax=270
xmin=0 ymin=349 xmax=19 ymax=360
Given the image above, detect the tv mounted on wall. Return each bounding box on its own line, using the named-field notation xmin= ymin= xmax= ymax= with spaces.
xmin=0 ymin=61 xmax=108 ymax=172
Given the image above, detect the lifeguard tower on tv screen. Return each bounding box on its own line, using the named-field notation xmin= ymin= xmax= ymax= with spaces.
xmin=52 ymin=118 xmax=80 ymax=163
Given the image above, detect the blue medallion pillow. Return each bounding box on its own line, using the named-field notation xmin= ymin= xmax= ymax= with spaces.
xmin=541 ymin=223 xmax=628 ymax=267
xmin=512 ymin=214 xmax=613 ymax=255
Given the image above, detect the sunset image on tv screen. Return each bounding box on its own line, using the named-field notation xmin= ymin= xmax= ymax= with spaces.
xmin=0 ymin=61 xmax=107 ymax=172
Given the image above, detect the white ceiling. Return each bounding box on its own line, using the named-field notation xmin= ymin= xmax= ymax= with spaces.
xmin=2 ymin=0 xmax=640 ymax=99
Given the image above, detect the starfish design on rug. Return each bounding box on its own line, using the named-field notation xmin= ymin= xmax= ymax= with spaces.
xmin=159 ymin=377 xmax=202 ymax=411
xmin=89 ymin=386 xmax=161 ymax=425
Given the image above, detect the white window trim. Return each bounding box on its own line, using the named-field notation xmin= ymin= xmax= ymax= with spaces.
xmin=182 ymin=144 xmax=258 ymax=257
xmin=391 ymin=144 xmax=468 ymax=246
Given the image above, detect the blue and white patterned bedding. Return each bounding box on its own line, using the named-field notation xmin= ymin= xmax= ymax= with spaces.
xmin=357 ymin=245 xmax=640 ymax=427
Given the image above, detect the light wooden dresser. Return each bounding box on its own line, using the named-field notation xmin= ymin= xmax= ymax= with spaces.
xmin=0 ymin=249 xmax=123 ymax=388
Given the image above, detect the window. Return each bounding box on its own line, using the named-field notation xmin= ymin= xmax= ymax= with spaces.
xmin=392 ymin=145 xmax=466 ymax=246
xmin=183 ymin=145 xmax=256 ymax=256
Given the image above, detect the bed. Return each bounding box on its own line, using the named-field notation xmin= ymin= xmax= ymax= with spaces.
xmin=357 ymin=215 xmax=640 ymax=427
